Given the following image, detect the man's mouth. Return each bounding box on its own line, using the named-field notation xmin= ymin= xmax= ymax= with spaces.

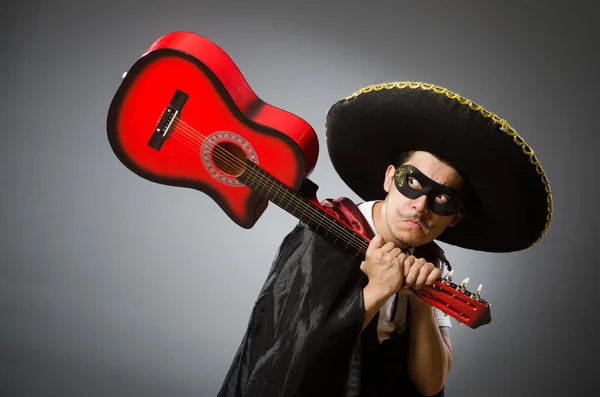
xmin=404 ymin=219 xmax=422 ymax=229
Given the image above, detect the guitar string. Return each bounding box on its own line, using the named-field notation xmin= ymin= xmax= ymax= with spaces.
xmin=165 ymin=117 xmax=370 ymax=254
xmin=171 ymin=121 xmax=369 ymax=254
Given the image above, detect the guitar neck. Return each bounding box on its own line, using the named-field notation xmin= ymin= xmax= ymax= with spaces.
xmin=238 ymin=160 xmax=370 ymax=258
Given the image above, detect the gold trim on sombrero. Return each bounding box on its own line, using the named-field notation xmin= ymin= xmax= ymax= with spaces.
xmin=326 ymin=81 xmax=553 ymax=250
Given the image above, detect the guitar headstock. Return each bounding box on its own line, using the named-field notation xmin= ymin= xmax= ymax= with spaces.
xmin=413 ymin=270 xmax=492 ymax=329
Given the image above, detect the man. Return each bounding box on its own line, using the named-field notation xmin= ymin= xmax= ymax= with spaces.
xmin=359 ymin=149 xmax=461 ymax=396
xmin=218 ymin=82 xmax=552 ymax=397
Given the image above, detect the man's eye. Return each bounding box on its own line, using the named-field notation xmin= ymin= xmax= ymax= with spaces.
xmin=436 ymin=194 xmax=449 ymax=204
xmin=408 ymin=177 xmax=421 ymax=189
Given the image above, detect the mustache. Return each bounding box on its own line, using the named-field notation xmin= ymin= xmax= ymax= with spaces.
xmin=400 ymin=214 xmax=427 ymax=227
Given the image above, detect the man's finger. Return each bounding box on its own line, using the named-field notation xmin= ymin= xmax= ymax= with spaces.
xmin=369 ymin=234 xmax=385 ymax=250
xmin=381 ymin=241 xmax=397 ymax=253
xmin=414 ymin=266 xmax=430 ymax=289
xmin=404 ymin=261 xmax=421 ymax=287
xmin=403 ymin=256 xmax=416 ymax=277
xmin=425 ymin=268 xmax=442 ymax=285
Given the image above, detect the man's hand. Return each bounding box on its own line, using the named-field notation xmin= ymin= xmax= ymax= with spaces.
xmin=360 ymin=234 xmax=407 ymax=300
xmin=360 ymin=235 xmax=407 ymax=329
xmin=398 ymin=256 xmax=442 ymax=296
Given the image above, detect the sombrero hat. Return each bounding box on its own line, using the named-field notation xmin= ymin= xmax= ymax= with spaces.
xmin=325 ymin=82 xmax=552 ymax=253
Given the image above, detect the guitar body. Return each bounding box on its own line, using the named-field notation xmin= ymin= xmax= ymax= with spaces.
xmin=107 ymin=32 xmax=319 ymax=228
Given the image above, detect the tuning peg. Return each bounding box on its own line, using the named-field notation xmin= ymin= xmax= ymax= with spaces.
xmin=458 ymin=277 xmax=470 ymax=293
xmin=474 ymin=284 xmax=483 ymax=301
xmin=444 ymin=269 xmax=454 ymax=284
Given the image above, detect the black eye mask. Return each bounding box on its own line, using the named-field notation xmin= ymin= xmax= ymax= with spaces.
xmin=394 ymin=165 xmax=463 ymax=216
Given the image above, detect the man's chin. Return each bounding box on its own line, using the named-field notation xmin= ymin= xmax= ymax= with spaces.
xmin=393 ymin=230 xmax=431 ymax=248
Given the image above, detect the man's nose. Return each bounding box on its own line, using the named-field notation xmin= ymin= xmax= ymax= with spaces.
xmin=412 ymin=195 xmax=429 ymax=214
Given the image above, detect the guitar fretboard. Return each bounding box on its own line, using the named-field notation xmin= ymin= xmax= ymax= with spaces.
xmin=238 ymin=160 xmax=369 ymax=258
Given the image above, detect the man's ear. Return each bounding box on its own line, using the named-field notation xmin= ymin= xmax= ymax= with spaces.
xmin=383 ymin=165 xmax=396 ymax=193
xmin=448 ymin=212 xmax=463 ymax=227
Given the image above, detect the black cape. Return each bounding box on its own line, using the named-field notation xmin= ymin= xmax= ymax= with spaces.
xmin=217 ymin=197 xmax=447 ymax=397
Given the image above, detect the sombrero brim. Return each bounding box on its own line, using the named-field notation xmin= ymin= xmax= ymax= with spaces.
xmin=325 ymin=82 xmax=552 ymax=253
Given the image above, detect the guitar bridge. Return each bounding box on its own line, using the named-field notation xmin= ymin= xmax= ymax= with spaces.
xmin=147 ymin=89 xmax=189 ymax=151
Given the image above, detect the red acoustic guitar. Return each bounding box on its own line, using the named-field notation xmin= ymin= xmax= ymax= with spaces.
xmin=107 ymin=31 xmax=491 ymax=329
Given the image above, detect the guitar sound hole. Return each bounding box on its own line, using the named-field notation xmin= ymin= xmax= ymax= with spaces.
xmin=212 ymin=141 xmax=247 ymax=176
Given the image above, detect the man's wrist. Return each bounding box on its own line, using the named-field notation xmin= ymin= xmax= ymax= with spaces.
xmin=364 ymin=282 xmax=391 ymax=308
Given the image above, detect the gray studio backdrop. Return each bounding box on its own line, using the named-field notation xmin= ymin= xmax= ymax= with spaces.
xmin=1 ymin=1 xmax=597 ymax=396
